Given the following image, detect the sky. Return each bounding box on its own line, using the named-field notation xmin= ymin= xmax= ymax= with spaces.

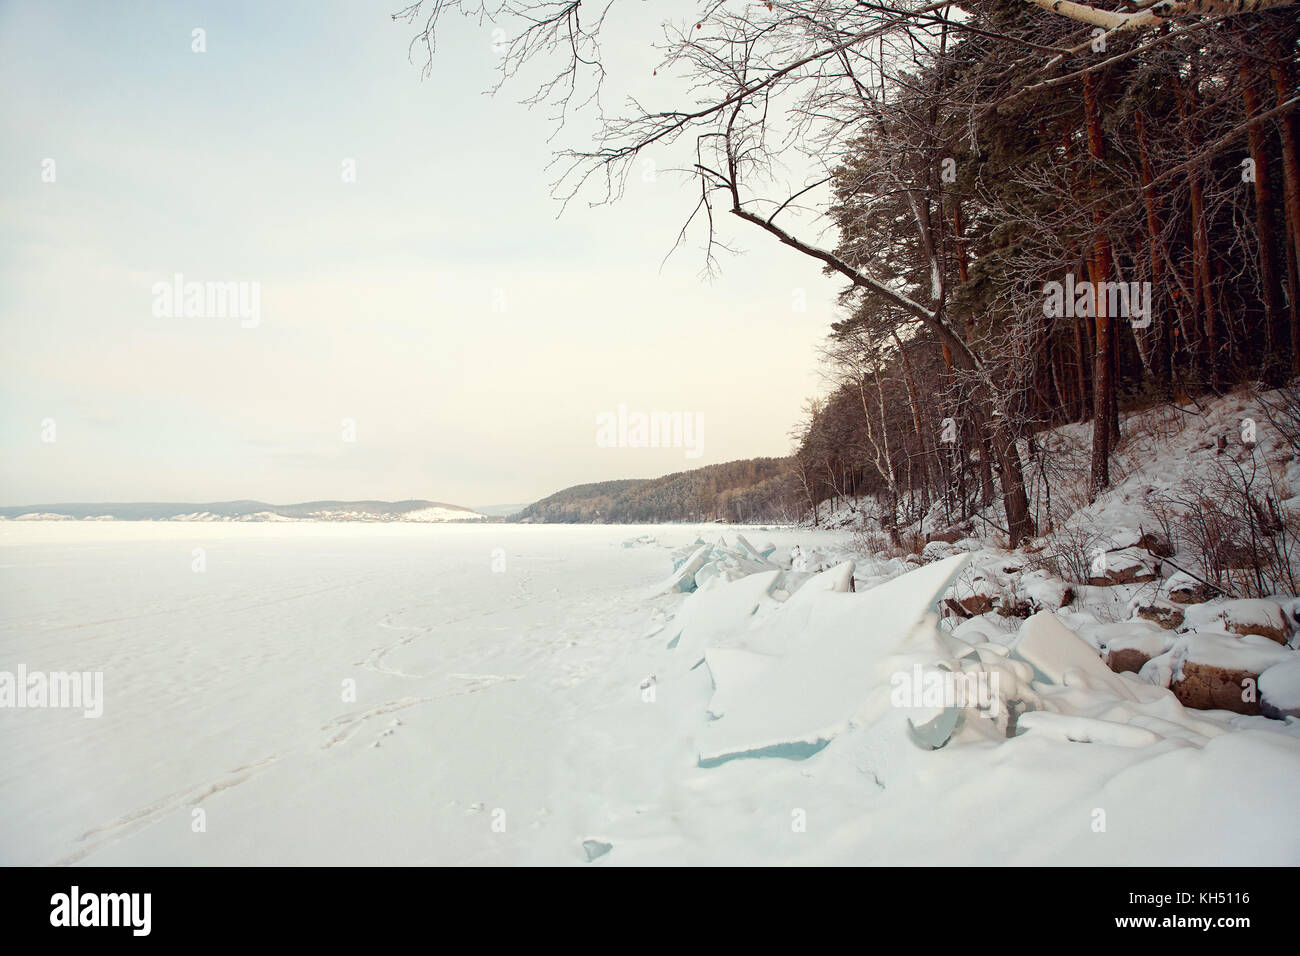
xmin=0 ymin=0 xmax=842 ymax=508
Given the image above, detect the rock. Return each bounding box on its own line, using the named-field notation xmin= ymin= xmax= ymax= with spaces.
xmin=945 ymin=594 xmax=994 ymax=618
xmin=1215 ymin=541 xmax=1258 ymax=570
xmin=1164 ymin=571 xmax=1214 ymax=605
xmin=950 ymin=613 xmax=1013 ymax=645
xmin=1139 ymin=650 xmax=1177 ymax=688
xmin=1087 ymin=547 xmax=1159 ymax=586
xmin=1098 ymin=624 xmax=1172 ymax=674
xmin=1107 ymin=647 xmax=1153 ymax=674
xmin=1137 ymin=531 xmax=1175 ymax=558
xmin=1019 ymin=570 xmax=1074 ymax=612
xmin=996 ymin=598 xmax=1034 ymax=619
xmin=921 ymin=540 xmax=958 ymax=564
xmin=945 ymin=569 xmax=1003 ymax=618
xmin=1094 ymin=526 xmax=1143 ymax=551
xmin=1182 ymin=599 xmax=1290 ymax=645
xmin=1172 ymin=660 xmax=1263 ymax=715
xmin=1259 ymin=659 xmax=1300 ymax=720
xmin=1169 ymin=632 xmax=1294 ymax=715
xmin=1134 ymin=602 xmax=1184 ymax=630
xmin=1283 ymin=597 xmax=1300 ymax=632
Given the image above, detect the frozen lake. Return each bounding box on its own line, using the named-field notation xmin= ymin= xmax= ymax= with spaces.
xmin=0 ymin=521 xmax=836 ymax=865
xmin=3 ymin=520 xmax=1298 ymax=866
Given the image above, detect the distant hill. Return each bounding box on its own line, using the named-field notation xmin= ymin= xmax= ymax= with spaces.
xmin=513 ymin=458 xmax=796 ymax=524
xmin=0 ymin=499 xmax=486 ymax=522
xmin=471 ymin=503 xmax=531 ymax=518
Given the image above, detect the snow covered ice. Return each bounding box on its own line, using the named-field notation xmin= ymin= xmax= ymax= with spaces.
xmin=1 ymin=519 xmax=1298 ymax=866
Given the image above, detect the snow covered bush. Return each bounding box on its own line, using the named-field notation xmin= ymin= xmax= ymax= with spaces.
xmin=1144 ymin=457 xmax=1300 ymax=599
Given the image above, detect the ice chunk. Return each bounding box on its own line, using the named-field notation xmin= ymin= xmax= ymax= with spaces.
xmin=702 ymin=647 xmax=778 ymax=720
xmin=906 ymin=702 xmax=961 ymax=750
xmin=657 ymin=543 xmax=711 ymax=594
xmin=695 ymin=554 xmax=969 ymax=767
xmin=732 ymin=533 xmax=764 ymax=561
xmin=667 ymin=570 xmax=782 ymax=659
xmin=780 ymin=560 xmax=855 ymax=608
xmin=1014 ymin=611 xmax=1139 ymax=701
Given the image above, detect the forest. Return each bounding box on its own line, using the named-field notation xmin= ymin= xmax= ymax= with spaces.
xmin=401 ymin=1 xmax=1300 ymax=539
xmin=513 ymin=458 xmax=794 ymax=523
xmin=785 ymin=1 xmax=1300 ymax=544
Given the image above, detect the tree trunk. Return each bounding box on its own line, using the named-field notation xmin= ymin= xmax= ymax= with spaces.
xmin=1270 ymin=52 xmax=1300 ymax=375
xmin=1243 ymin=64 xmax=1289 ymax=384
xmin=892 ymin=331 xmax=932 ymax=506
xmin=1136 ymin=111 xmax=1172 ymax=396
xmin=1177 ymin=64 xmax=1221 ymax=389
xmin=1084 ymin=73 xmax=1114 ymax=497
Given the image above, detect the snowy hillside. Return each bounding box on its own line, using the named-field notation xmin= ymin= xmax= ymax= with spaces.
xmin=804 ymin=388 xmax=1300 ymax=722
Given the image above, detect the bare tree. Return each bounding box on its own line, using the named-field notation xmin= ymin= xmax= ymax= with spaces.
xmin=393 ymin=0 xmax=1297 ymax=542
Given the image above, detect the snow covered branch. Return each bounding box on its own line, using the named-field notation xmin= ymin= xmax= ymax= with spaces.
xmin=1022 ymin=0 xmax=1296 ymax=32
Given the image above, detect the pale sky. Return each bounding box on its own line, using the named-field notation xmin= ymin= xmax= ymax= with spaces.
xmin=0 ymin=0 xmax=839 ymax=508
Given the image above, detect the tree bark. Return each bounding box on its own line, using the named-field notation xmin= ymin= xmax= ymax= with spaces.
xmin=1242 ymin=64 xmax=1289 ymax=384
xmin=1136 ymin=111 xmax=1172 ymax=396
xmin=1177 ymin=64 xmax=1221 ymax=389
xmin=1084 ymin=72 xmax=1114 ymax=498
xmin=1270 ymin=52 xmax=1300 ymax=375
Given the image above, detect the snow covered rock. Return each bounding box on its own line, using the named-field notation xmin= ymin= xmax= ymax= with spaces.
xmin=1164 ymin=571 xmax=1214 ymax=605
xmin=1137 ymin=531 xmax=1175 ymax=558
xmin=1087 ymin=547 xmax=1160 ymax=586
xmin=1094 ymin=526 xmax=1144 ymax=552
xmin=1181 ymin=599 xmax=1290 ymax=644
xmin=943 ymin=568 xmax=1004 ymax=617
xmin=921 ymin=540 xmax=958 ymax=564
xmin=1171 ymin=633 xmax=1295 ymax=715
xmin=1018 ymin=569 xmax=1074 ymax=613
xmin=924 ymin=525 xmax=969 ymax=545
xmin=949 ymin=613 xmax=1017 ymax=646
xmin=1105 ymin=626 xmax=1175 ymax=674
xmin=1133 ymin=599 xmax=1184 ymax=630
xmin=1259 ymin=659 xmax=1300 ymax=720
